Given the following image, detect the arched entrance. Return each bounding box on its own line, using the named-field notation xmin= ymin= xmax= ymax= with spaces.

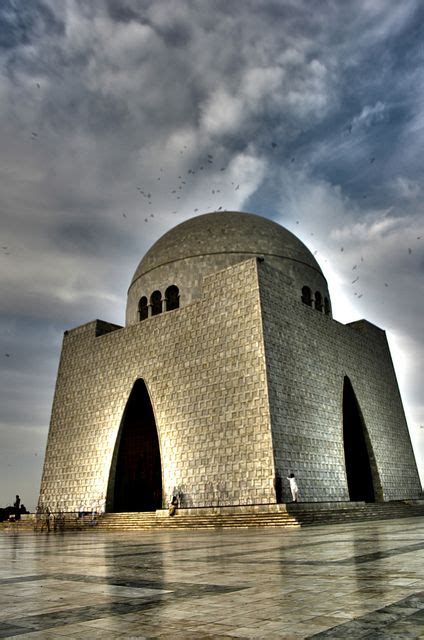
xmin=342 ymin=376 xmax=380 ymax=502
xmin=107 ymin=379 xmax=162 ymax=512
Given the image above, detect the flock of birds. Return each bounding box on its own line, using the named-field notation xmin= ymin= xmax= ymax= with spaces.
xmin=130 ymin=146 xmax=243 ymax=222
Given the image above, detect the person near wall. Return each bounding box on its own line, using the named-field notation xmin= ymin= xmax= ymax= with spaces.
xmin=168 ymin=495 xmax=178 ymax=516
xmin=287 ymin=473 xmax=299 ymax=503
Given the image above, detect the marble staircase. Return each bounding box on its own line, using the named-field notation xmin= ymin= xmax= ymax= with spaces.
xmin=94 ymin=500 xmax=424 ymax=531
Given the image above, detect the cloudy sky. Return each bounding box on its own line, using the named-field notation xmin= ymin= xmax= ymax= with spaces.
xmin=0 ymin=0 xmax=423 ymax=510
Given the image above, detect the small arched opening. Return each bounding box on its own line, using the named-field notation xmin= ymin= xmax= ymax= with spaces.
xmin=165 ymin=285 xmax=180 ymax=311
xmin=106 ymin=379 xmax=162 ymax=512
xmin=150 ymin=290 xmax=162 ymax=316
xmin=138 ymin=296 xmax=148 ymax=321
xmin=301 ymin=286 xmax=312 ymax=307
xmin=315 ymin=291 xmax=323 ymax=312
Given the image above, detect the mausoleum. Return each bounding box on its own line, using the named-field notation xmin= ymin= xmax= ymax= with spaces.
xmin=39 ymin=211 xmax=422 ymax=512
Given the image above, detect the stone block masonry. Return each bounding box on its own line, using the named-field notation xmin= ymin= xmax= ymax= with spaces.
xmin=39 ymin=258 xmax=276 ymax=512
xmin=39 ymin=211 xmax=421 ymax=514
xmin=257 ymin=259 xmax=421 ymax=503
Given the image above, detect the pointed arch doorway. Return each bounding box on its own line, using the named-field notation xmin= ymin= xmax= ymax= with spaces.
xmin=342 ymin=376 xmax=382 ymax=502
xmin=106 ymin=379 xmax=163 ymax=512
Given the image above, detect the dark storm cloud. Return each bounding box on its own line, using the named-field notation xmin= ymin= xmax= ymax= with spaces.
xmin=0 ymin=0 xmax=423 ymax=508
xmin=0 ymin=315 xmax=60 ymax=425
xmin=104 ymin=1 xmax=142 ymax=24
xmin=0 ymin=0 xmax=63 ymax=50
xmin=105 ymin=1 xmax=194 ymax=48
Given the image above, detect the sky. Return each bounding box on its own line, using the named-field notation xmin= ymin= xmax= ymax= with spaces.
xmin=0 ymin=0 xmax=423 ymax=511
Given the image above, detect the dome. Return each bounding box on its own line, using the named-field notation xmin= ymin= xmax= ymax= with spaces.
xmin=131 ymin=211 xmax=323 ymax=284
xmin=126 ymin=211 xmax=330 ymax=325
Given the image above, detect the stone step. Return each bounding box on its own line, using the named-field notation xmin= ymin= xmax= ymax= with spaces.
xmin=7 ymin=501 xmax=422 ymax=532
xmin=93 ymin=502 xmax=424 ymax=531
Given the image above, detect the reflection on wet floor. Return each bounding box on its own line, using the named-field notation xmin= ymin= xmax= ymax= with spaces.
xmin=0 ymin=516 xmax=423 ymax=638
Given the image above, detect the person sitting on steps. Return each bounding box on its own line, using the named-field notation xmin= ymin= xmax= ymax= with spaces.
xmin=168 ymin=495 xmax=178 ymax=516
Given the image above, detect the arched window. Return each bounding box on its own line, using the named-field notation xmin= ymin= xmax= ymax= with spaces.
xmin=301 ymin=286 xmax=312 ymax=307
xmin=324 ymin=297 xmax=331 ymax=316
xmin=165 ymin=285 xmax=179 ymax=311
xmin=315 ymin=291 xmax=323 ymax=312
xmin=150 ymin=290 xmax=162 ymax=316
xmin=138 ymin=296 xmax=148 ymax=321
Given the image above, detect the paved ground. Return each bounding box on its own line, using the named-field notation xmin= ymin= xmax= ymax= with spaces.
xmin=0 ymin=516 xmax=423 ymax=639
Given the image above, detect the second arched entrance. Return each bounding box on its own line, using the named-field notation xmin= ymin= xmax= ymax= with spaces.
xmin=342 ymin=376 xmax=380 ymax=502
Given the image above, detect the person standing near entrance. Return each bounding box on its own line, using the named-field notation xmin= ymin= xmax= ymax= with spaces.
xmin=287 ymin=473 xmax=299 ymax=503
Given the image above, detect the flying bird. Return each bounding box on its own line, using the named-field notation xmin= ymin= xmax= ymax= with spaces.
xmin=408 ymin=248 xmax=412 ymax=254
xmin=370 ymin=157 xmax=375 ymax=163
xmin=271 ymin=142 xmax=277 ymax=148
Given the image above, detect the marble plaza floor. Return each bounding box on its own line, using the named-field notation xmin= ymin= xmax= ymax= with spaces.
xmin=0 ymin=517 xmax=423 ymax=639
